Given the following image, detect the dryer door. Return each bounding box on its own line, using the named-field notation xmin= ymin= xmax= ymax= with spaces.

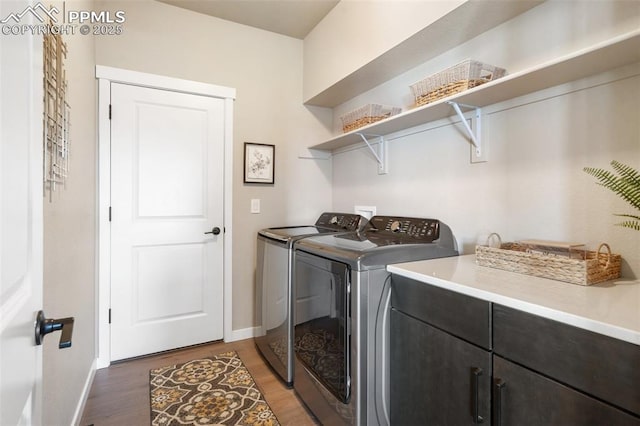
xmin=294 ymin=251 xmax=351 ymax=404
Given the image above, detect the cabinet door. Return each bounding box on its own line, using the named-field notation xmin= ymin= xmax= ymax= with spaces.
xmin=390 ymin=309 xmax=491 ymax=426
xmin=493 ymin=355 xmax=640 ymax=426
xmin=494 ymin=305 xmax=640 ymax=416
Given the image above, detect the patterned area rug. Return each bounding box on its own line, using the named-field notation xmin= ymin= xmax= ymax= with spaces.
xmin=149 ymin=351 xmax=280 ymax=426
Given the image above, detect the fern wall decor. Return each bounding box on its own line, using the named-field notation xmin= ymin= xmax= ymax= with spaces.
xmin=583 ymin=161 xmax=640 ymax=231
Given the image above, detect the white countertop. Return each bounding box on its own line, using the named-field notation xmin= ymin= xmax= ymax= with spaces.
xmin=387 ymin=255 xmax=640 ymax=346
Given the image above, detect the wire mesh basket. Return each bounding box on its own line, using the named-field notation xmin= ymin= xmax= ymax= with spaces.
xmin=410 ymin=59 xmax=506 ymax=107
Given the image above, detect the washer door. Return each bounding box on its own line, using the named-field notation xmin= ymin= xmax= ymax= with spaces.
xmin=294 ymin=251 xmax=351 ymax=404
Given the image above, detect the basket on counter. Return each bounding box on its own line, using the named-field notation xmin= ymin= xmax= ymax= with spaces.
xmin=410 ymin=59 xmax=507 ymax=107
xmin=475 ymin=235 xmax=622 ymax=286
xmin=339 ymin=104 xmax=402 ymax=133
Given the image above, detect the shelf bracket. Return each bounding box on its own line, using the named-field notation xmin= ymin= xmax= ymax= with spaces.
xmin=357 ymin=133 xmax=388 ymax=174
xmin=447 ymin=101 xmax=482 ymax=157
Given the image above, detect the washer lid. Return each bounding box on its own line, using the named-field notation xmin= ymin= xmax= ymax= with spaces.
xmin=294 ymin=216 xmax=459 ymax=270
xmin=258 ymin=212 xmax=367 ymax=243
xmin=259 ymin=226 xmax=329 ymax=242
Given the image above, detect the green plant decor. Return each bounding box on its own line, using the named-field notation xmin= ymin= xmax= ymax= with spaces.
xmin=583 ymin=160 xmax=640 ymax=231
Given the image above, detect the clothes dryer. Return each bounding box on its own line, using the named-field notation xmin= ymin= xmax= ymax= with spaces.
xmin=292 ymin=216 xmax=458 ymax=425
xmin=255 ymin=212 xmax=366 ymax=386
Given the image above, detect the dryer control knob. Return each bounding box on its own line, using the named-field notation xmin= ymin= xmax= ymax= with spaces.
xmin=330 ymin=216 xmax=339 ymax=225
xmin=390 ymin=220 xmax=402 ymax=232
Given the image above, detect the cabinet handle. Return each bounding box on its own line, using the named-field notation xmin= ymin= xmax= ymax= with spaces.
xmin=494 ymin=378 xmax=506 ymax=426
xmin=471 ymin=367 xmax=483 ymax=423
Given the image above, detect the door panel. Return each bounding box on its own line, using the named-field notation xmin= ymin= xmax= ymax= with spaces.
xmin=110 ymin=83 xmax=224 ymax=360
xmin=390 ymin=309 xmax=492 ymax=426
xmin=493 ymin=355 xmax=640 ymax=426
xmin=136 ymin=103 xmax=207 ymax=218
xmin=0 ymin=2 xmax=43 ymax=422
xmin=134 ymin=243 xmax=207 ymax=321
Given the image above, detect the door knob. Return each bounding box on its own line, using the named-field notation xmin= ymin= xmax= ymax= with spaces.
xmin=35 ymin=310 xmax=74 ymax=349
xmin=204 ymin=227 xmax=221 ymax=235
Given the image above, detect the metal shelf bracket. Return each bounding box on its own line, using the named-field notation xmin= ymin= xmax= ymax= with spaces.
xmin=357 ymin=133 xmax=388 ymax=174
xmin=447 ymin=101 xmax=482 ymax=157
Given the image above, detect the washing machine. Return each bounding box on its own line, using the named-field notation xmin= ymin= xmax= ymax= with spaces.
xmin=292 ymin=215 xmax=458 ymax=425
xmin=254 ymin=212 xmax=367 ymax=386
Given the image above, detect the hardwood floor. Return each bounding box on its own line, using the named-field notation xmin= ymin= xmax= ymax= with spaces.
xmin=80 ymin=338 xmax=318 ymax=426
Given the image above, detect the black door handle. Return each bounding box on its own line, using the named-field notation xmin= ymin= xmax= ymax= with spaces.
xmin=204 ymin=227 xmax=221 ymax=235
xmin=494 ymin=378 xmax=505 ymax=426
xmin=471 ymin=367 xmax=484 ymax=423
xmin=35 ymin=310 xmax=74 ymax=349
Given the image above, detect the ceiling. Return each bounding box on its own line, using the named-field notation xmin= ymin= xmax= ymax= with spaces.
xmin=156 ymin=0 xmax=340 ymax=39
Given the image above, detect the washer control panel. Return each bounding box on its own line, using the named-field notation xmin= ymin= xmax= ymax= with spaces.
xmin=368 ymin=216 xmax=440 ymax=242
xmin=315 ymin=212 xmax=365 ymax=231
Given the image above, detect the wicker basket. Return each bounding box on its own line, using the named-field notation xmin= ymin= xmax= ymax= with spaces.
xmin=410 ymin=60 xmax=507 ymax=107
xmin=339 ymin=104 xmax=402 ymax=133
xmin=475 ymin=237 xmax=621 ymax=286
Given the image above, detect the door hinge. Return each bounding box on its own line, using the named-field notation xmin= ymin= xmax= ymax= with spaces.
xmin=108 ymin=308 xmax=111 ymax=324
xmin=109 ymin=104 xmax=112 ymax=120
xmin=108 ymin=206 xmax=112 ymax=222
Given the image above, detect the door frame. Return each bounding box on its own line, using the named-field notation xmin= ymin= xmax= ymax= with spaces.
xmin=95 ymin=65 xmax=235 ymax=368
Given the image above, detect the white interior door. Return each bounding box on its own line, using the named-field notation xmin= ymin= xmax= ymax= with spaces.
xmin=110 ymin=83 xmax=225 ymax=361
xmin=0 ymin=1 xmax=44 ymax=423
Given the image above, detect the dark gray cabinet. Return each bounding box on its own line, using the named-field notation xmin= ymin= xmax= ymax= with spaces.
xmin=390 ymin=275 xmax=640 ymax=426
xmin=493 ymin=305 xmax=640 ymax=425
xmin=493 ymin=355 xmax=640 ymax=426
xmin=390 ymin=275 xmax=492 ymax=425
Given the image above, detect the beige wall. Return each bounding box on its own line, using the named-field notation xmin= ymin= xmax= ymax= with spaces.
xmin=303 ymin=0 xmax=464 ymax=102
xmin=330 ymin=1 xmax=640 ymax=278
xmin=36 ymin=2 xmax=639 ymax=422
xmin=42 ymin=0 xmax=96 ymax=424
xmin=94 ymin=0 xmax=333 ymax=332
xmin=331 ymin=0 xmax=640 ymax=124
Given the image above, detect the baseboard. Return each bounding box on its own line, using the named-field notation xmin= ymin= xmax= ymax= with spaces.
xmin=72 ymin=358 xmax=97 ymax=426
xmin=96 ymin=357 xmax=110 ymax=369
xmin=92 ymin=328 xmax=258 ymax=368
xmin=226 ymin=326 xmax=258 ymax=342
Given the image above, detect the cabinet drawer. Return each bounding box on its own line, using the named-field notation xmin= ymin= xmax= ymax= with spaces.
xmin=391 ymin=275 xmax=491 ymax=349
xmin=493 ymin=305 xmax=640 ymax=416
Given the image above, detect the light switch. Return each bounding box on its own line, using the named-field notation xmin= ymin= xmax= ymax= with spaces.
xmin=251 ymin=199 xmax=260 ymax=214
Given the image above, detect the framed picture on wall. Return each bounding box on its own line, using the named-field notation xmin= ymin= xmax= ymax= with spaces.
xmin=244 ymin=142 xmax=275 ymax=184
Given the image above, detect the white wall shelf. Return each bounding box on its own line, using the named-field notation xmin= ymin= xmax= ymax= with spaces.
xmin=304 ymin=0 xmax=543 ymax=107
xmin=309 ymin=31 xmax=640 ymax=153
